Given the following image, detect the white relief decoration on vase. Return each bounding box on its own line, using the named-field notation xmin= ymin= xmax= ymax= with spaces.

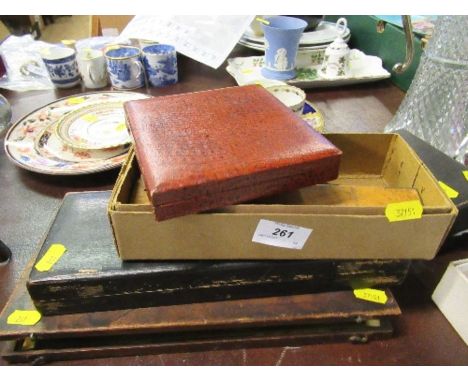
xmin=274 ymin=48 xmax=288 ymax=71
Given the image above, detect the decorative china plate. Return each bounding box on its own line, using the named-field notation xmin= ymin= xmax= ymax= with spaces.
xmin=56 ymin=101 xmax=131 ymax=150
xmin=4 ymin=91 xmax=148 ymax=175
xmin=301 ymin=101 xmax=325 ymax=133
xmin=226 ymin=49 xmax=391 ymax=89
xmin=34 ymin=121 xmax=129 ymax=163
xmin=238 ymin=36 xmax=351 ymax=53
xmin=240 ymin=21 xmax=351 ymax=51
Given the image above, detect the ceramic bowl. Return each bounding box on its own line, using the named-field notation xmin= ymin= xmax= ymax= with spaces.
xmin=265 ymin=84 xmax=306 ymax=115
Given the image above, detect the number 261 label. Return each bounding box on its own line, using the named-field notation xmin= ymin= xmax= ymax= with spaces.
xmin=252 ymin=219 xmax=313 ymax=250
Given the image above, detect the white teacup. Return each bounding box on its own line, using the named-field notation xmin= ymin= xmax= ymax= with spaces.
xmin=77 ymin=49 xmax=108 ymax=89
xmin=265 ymin=84 xmax=306 ymax=115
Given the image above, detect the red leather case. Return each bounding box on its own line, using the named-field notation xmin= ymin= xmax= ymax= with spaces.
xmin=124 ymin=85 xmax=342 ymax=221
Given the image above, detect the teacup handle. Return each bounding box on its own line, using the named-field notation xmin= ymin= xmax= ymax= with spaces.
xmin=87 ymin=65 xmax=107 ymax=87
xmin=88 ymin=66 xmax=98 ymax=84
xmin=336 ymin=17 xmax=347 ymax=37
xmin=133 ymin=60 xmax=143 ymax=79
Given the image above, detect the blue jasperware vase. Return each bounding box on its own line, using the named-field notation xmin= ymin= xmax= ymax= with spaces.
xmin=261 ymin=16 xmax=307 ymax=81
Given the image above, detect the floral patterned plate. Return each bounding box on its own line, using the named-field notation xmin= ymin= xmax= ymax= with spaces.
xmin=56 ymin=101 xmax=131 ymax=150
xmin=4 ymin=91 xmax=148 ymax=175
xmin=34 ymin=121 xmax=130 ymax=163
xmin=226 ymin=49 xmax=390 ymax=89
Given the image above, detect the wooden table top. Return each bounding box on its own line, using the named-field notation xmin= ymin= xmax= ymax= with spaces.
xmin=0 ymin=45 xmax=467 ymax=365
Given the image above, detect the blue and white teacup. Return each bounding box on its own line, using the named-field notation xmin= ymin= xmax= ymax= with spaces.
xmin=41 ymin=46 xmax=81 ymax=88
xmin=104 ymin=46 xmax=145 ymax=90
xmin=142 ymin=44 xmax=178 ymax=87
xmin=261 ymin=16 xmax=307 ymax=81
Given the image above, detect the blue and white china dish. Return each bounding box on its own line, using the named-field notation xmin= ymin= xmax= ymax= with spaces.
xmin=261 ymin=16 xmax=307 ymax=81
xmin=105 ymin=46 xmax=145 ymax=90
xmin=142 ymin=44 xmax=178 ymax=87
xmin=41 ymin=46 xmax=81 ymax=88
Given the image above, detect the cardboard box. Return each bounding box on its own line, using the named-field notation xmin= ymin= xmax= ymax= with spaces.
xmin=398 ymin=130 xmax=468 ymax=237
xmin=108 ymin=133 xmax=457 ymax=260
xmin=432 ymin=259 xmax=468 ymax=346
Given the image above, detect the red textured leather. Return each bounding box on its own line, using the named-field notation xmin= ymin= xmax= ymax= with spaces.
xmin=124 ymin=85 xmax=342 ymax=221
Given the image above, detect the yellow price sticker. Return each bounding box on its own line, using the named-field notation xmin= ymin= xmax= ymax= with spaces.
xmin=385 ymin=200 xmax=423 ymax=222
xmin=241 ymin=68 xmax=254 ymax=74
xmin=115 ymin=122 xmax=127 ymax=132
xmin=82 ymin=114 xmax=98 ymax=123
xmin=438 ymin=181 xmax=459 ymax=199
xmin=35 ymin=243 xmax=67 ymax=272
xmin=67 ymin=97 xmax=86 ymax=105
xmin=7 ymin=310 xmax=42 ymax=326
xmin=255 ymin=17 xmax=270 ymax=25
xmin=353 ymin=288 xmax=388 ymax=304
xmin=462 ymin=170 xmax=468 ymax=182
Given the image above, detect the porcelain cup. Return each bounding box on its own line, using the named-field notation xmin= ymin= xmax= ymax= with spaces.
xmin=105 ymin=46 xmax=145 ymax=90
xmin=77 ymin=49 xmax=108 ymax=89
xmin=139 ymin=39 xmax=159 ymax=49
xmin=261 ymin=16 xmax=307 ymax=81
xmin=142 ymin=44 xmax=178 ymax=87
xmin=40 ymin=46 xmax=81 ymax=88
xmin=265 ymin=84 xmax=306 ymax=115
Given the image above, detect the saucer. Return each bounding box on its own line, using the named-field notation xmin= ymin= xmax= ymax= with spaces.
xmin=56 ymin=101 xmax=131 ymax=150
xmin=4 ymin=91 xmax=148 ymax=175
xmin=35 ymin=121 xmax=129 ymax=163
xmin=242 ymin=21 xmax=351 ymax=47
xmin=302 ymin=101 xmax=325 ymax=133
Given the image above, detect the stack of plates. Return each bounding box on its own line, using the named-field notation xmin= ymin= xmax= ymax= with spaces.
xmin=239 ymin=21 xmax=351 ymax=52
xmin=4 ymin=92 xmax=148 ymax=175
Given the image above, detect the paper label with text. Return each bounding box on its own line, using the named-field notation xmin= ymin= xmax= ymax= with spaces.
xmin=385 ymin=200 xmax=423 ymax=222
xmin=7 ymin=310 xmax=42 ymax=326
xmin=35 ymin=243 xmax=67 ymax=272
xmin=353 ymin=288 xmax=388 ymax=304
xmin=252 ymin=219 xmax=312 ymax=250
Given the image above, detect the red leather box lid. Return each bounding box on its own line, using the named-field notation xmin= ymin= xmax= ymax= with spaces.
xmin=124 ymin=85 xmax=341 ymax=220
